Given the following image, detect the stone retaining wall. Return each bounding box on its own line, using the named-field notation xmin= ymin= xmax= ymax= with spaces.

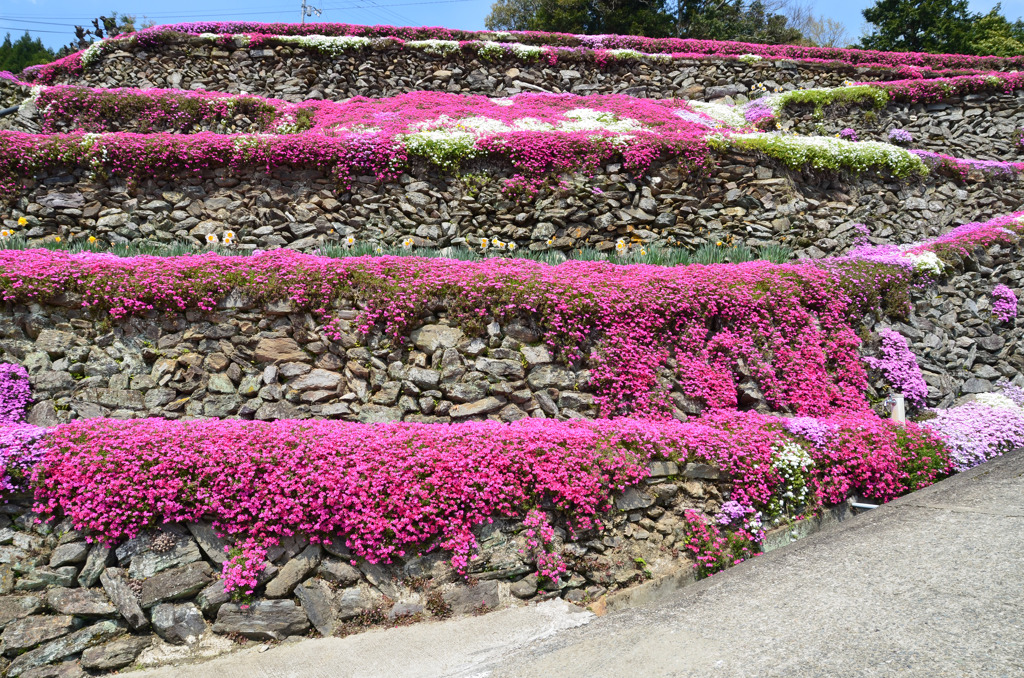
xmin=6 ymin=152 xmax=1024 ymax=258
xmin=781 ymin=91 xmax=1024 ymax=162
xmin=45 ymin=41 xmax=924 ymax=103
xmin=0 ymin=467 xmax=721 ymax=676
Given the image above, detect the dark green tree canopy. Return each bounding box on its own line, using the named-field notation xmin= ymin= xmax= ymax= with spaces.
xmin=486 ymin=0 xmax=804 ymax=42
xmin=860 ymin=0 xmax=1024 ymax=55
xmin=0 ymin=32 xmax=56 ymax=74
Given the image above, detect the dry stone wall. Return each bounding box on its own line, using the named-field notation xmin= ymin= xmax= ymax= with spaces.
xmin=8 ymin=152 xmax=1024 ymax=258
xmin=782 ymin=91 xmax=1024 ymax=162
xmin=50 ymin=42 xmax=923 ymax=103
xmin=0 ymin=464 xmax=725 ymax=676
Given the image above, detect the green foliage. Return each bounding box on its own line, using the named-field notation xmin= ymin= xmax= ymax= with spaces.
xmin=776 ymin=86 xmax=890 ymax=116
xmin=0 ymin=33 xmax=55 ymax=74
xmin=485 ymin=0 xmax=803 ymax=43
xmin=728 ymin=133 xmax=927 ymax=178
xmin=859 ymin=0 xmax=1024 ymax=55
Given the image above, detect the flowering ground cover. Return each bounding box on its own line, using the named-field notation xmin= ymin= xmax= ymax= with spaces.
xmin=6 ymin=412 xmax=945 ymax=592
xmin=0 ymin=84 xmax=938 ymax=198
xmin=20 ymin=22 xmax=1024 ymax=85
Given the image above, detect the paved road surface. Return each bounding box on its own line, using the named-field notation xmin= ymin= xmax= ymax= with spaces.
xmin=136 ymin=449 xmax=1024 ymax=678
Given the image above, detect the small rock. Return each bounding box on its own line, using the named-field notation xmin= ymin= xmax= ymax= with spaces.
xmin=48 ymin=543 xmax=89 ymax=569
xmin=0 ymin=596 xmax=42 ymax=630
xmin=318 ymin=559 xmax=361 ymax=586
xmin=510 ymin=574 xmax=538 ymax=599
xmin=139 ymin=562 xmax=214 ymax=608
xmin=7 ymin=620 xmax=124 ymax=677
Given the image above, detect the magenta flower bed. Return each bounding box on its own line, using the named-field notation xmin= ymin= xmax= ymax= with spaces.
xmin=0 ymin=249 xmax=878 ymax=417
xmin=28 ymin=413 xmax=948 ymax=592
xmin=863 ymin=328 xmax=928 ymax=407
xmin=992 ymin=284 xmax=1018 ymax=322
xmin=22 ymin=22 xmax=1024 ymax=84
xmin=0 ymin=90 xmax=715 ymax=195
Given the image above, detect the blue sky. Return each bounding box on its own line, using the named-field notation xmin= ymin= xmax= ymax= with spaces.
xmin=3 ymin=0 xmax=1023 ymax=51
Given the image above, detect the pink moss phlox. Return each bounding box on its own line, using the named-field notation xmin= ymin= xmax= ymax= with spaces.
xmin=27 ymin=412 xmax=948 ymax=592
xmin=25 ymin=23 xmax=1024 ymax=85
xmin=992 ymin=284 xmax=1018 ymax=322
xmin=0 ymin=424 xmax=47 ymax=494
xmin=862 ymin=328 xmax=928 ymax=407
xmin=0 ymin=363 xmax=31 ymax=425
xmin=0 ymin=251 xmax=874 ymax=416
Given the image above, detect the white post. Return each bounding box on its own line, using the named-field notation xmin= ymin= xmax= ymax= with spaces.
xmin=890 ymin=394 xmax=905 ymax=424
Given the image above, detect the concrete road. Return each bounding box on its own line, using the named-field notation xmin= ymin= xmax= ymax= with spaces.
xmin=136 ymin=449 xmax=1024 ymax=678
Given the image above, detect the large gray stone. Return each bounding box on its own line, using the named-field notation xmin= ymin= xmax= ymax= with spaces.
xmin=450 ymin=397 xmax=504 ymax=418
xmin=45 ymin=589 xmax=115 ymax=617
xmin=357 ymin=404 xmax=403 ymax=423
xmin=34 ymin=331 xmax=75 ymax=358
xmin=336 ymin=586 xmax=376 ymax=621
xmin=212 ymin=600 xmax=310 ymax=640
xmin=139 ymin=562 xmax=214 ymax=608
xmin=526 ymin=364 xmax=576 ymax=390
xmin=195 ymin=580 xmax=230 ymax=618
xmin=186 ymin=522 xmax=229 ymax=565
xmin=614 ymin=487 xmax=656 ymax=511
xmin=99 ymin=568 xmax=148 ymax=631
xmin=293 ymin=579 xmax=337 ymax=636
xmin=318 ymin=559 xmax=361 ymax=586
xmin=76 ymin=545 xmax=112 ymax=588
xmin=442 ymin=581 xmax=500 ymax=615
xmin=253 ymin=337 xmax=309 ymax=364
xmin=410 ymin=325 xmax=465 ymax=353
xmin=48 ymin=543 xmax=88 ymax=569
xmin=13 ymin=568 xmax=76 ymax=592
xmin=80 ymin=635 xmax=151 ymax=671
xmin=0 ymin=598 xmax=41 ymax=630
xmin=289 ymin=369 xmax=342 ymax=391
xmin=475 ymin=358 xmax=524 ymax=380
xmin=151 ymin=603 xmax=206 ymax=645
xmin=7 ymin=620 xmax=124 ymax=677
xmin=127 ymin=538 xmax=201 ymax=579
xmin=1 ymin=616 xmax=76 ymax=655
xmin=265 ymin=544 xmax=321 ymax=598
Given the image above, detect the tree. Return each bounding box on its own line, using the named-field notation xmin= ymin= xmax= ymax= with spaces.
xmin=485 ymin=0 xmax=804 ymax=42
xmin=487 ymin=0 xmax=676 ymax=37
xmin=0 ymin=32 xmax=56 ymax=73
xmin=859 ymin=0 xmax=975 ymax=53
xmin=970 ymin=4 xmax=1024 ymax=56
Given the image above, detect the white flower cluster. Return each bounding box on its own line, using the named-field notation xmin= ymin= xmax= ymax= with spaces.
xmin=277 ymin=35 xmax=371 ymax=55
xmin=974 ymin=392 xmax=1024 ymax=410
xmin=80 ymin=40 xmax=108 ymax=66
xmin=767 ymin=442 xmax=815 ymax=522
xmin=684 ymin=101 xmax=747 ymax=130
xmin=738 ymin=54 xmax=764 ymax=64
xmin=405 ymin=39 xmax=461 ymax=56
xmin=729 ymin=132 xmax=928 ymax=175
xmin=906 ymin=250 xmax=945 ymax=275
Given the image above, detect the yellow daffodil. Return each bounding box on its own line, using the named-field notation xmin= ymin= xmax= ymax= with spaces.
xmin=640 ymin=248 xmax=647 ymax=256
xmin=88 ymin=236 xmax=97 ymax=243
xmin=17 ymin=217 xmax=27 ymax=226
xmin=402 ymin=237 xmax=414 ymax=249
xmin=496 ymin=240 xmax=506 ymax=250
xmin=480 ymin=238 xmax=489 ymax=250
xmin=54 ymin=236 xmax=61 ymax=242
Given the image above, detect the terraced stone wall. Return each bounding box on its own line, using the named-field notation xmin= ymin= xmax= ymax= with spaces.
xmin=8 ymin=151 xmax=1024 ymax=257
xmin=45 ymin=42 xmax=921 ymax=102
xmin=0 ymin=465 xmax=725 ymax=675
xmin=781 ymin=91 xmax=1024 ymax=161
